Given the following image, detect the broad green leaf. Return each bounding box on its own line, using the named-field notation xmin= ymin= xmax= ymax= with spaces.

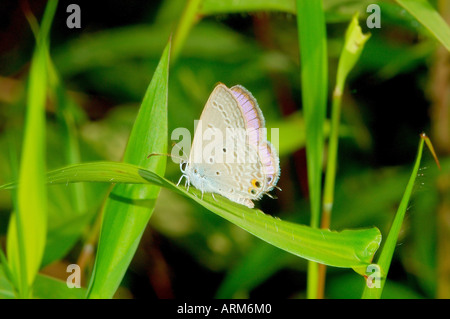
xmin=2 ymin=161 xmax=382 ymax=270
xmin=296 ymin=0 xmax=328 ymax=299
xmin=6 ymin=0 xmax=57 ymax=298
xmin=361 ymin=134 xmax=437 ymax=299
xmin=86 ymin=40 xmax=171 ymax=299
xmin=396 ymin=0 xmax=450 ymax=51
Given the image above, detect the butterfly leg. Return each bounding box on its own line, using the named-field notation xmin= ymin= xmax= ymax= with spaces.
xmin=201 ymin=180 xmax=204 ymax=200
xmin=211 ymin=193 xmax=218 ymax=202
xmin=176 ymin=174 xmax=185 ymax=187
xmin=185 ymin=176 xmax=190 ymax=192
xmin=265 ymin=192 xmax=278 ymax=199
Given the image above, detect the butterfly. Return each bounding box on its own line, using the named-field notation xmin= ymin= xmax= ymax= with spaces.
xmin=177 ymin=83 xmax=280 ymax=208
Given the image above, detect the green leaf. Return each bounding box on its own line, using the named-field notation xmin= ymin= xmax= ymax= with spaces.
xmin=296 ymin=0 xmax=328 ymax=299
xmin=2 ymin=161 xmax=382 ymax=270
xmin=199 ymin=0 xmax=296 ymax=15
xmin=396 ymin=0 xmax=450 ymax=50
xmin=0 ymin=268 xmax=86 ymax=299
xmin=361 ymin=134 xmax=434 ymax=299
xmin=172 ymin=0 xmax=202 ymax=61
xmin=86 ymin=39 xmax=171 ymax=299
xmin=198 ymin=0 xmax=369 ymax=22
xmin=6 ymin=0 xmax=57 ymax=298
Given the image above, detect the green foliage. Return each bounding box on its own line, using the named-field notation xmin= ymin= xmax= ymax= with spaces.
xmin=5 ymin=1 xmax=58 ymax=298
xmin=296 ymin=0 xmax=329 ymax=298
xmin=362 ymin=135 xmax=439 ymax=298
xmin=3 ymin=161 xmax=381 ymax=269
xmin=396 ymin=0 xmax=450 ymax=50
xmin=0 ymin=0 xmax=448 ymax=299
xmin=86 ymin=40 xmax=171 ymax=299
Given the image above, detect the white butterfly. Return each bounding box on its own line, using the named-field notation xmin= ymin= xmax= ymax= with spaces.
xmin=178 ymin=83 xmax=280 ymax=208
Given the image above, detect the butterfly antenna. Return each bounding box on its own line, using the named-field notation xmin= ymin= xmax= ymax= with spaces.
xmin=147 ymin=152 xmax=185 ymax=162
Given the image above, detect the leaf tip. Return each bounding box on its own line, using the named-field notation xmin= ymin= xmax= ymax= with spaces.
xmin=420 ymin=132 xmax=441 ymax=170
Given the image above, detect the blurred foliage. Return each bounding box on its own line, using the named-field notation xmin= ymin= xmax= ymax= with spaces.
xmin=0 ymin=0 xmax=449 ymax=299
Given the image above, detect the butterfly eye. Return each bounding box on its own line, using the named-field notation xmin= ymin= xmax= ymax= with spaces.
xmin=180 ymin=162 xmax=187 ymax=172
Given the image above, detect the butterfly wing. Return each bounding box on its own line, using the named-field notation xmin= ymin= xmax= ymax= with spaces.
xmin=187 ymin=83 xmax=279 ymax=208
xmin=231 ymin=85 xmax=280 ymax=192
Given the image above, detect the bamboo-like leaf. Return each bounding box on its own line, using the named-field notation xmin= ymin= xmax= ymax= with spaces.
xmin=396 ymin=0 xmax=450 ymax=51
xmin=2 ymin=161 xmax=382 ymax=270
xmin=6 ymin=0 xmax=57 ymax=298
xmin=86 ymin=40 xmax=171 ymax=299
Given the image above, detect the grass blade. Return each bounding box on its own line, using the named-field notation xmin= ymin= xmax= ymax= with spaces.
xmin=1 ymin=161 xmax=382 ymax=270
xmin=396 ymin=0 xmax=450 ymax=51
xmin=6 ymin=0 xmax=57 ymax=298
xmin=199 ymin=0 xmax=296 ymax=15
xmin=296 ymin=0 xmax=328 ymax=299
xmin=361 ymin=134 xmax=438 ymax=299
xmin=172 ymin=0 xmax=202 ymax=62
xmin=86 ymin=39 xmax=171 ymax=299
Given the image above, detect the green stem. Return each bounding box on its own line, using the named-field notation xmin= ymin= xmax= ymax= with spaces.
xmin=322 ymin=86 xmax=343 ymax=223
xmin=317 ymin=85 xmax=343 ymax=299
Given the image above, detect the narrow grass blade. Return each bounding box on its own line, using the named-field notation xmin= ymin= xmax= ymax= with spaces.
xmin=86 ymin=40 xmax=171 ymax=299
xmin=172 ymin=0 xmax=202 ymax=62
xmin=296 ymin=0 xmax=328 ymax=299
xmin=1 ymin=161 xmax=382 ymax=270
xmin=6 ymin=0 xmax=57 ymax=298
xmin=396 ymin=0 xmax=450 ymax=51
xmin=361 ymin=134 xmax=438 ymax=299
xmin=199 ymin=0 xmax=296 ymax=15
